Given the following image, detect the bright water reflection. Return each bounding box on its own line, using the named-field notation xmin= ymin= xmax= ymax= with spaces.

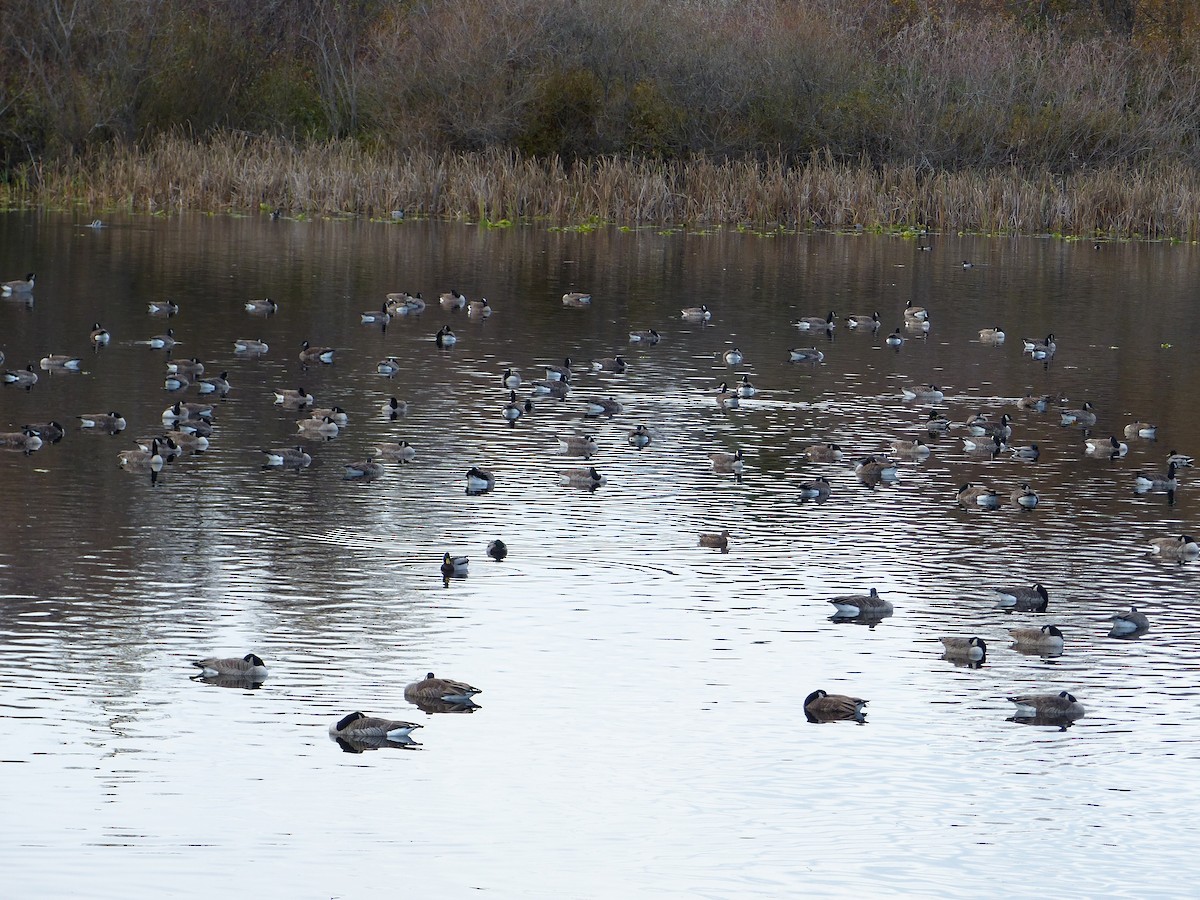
xmin=1 ymin=213 xmax=1200 ymax=896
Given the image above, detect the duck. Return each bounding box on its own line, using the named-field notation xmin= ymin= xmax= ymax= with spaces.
xmin=793 ymin=312 xmax=836 ymax=331
xmin=805 ymin=443 xmax=843 ymax=463
xmin=845 ymin=312 xmax=881 ymax=330
xmin=1022 ymin=333 xmax=1057 ymax=356
xmin=261 ymin=446 xmax=312 ymax=468
xmin=1060 ymin=402 xmax=1097 ymax=427
xmin=787 ymin=347 xmax=824 ymax=363
xmin=503 ymin=391 xmax=532 ymax=424
xmin=903 ymin=300 xmax=928 ymax=321
xmin=467 ymin=297 xmax=492 ymax=318
xmin=558 ymin=434 xmax=599 ymax=457
xmin=1007 ymin=691 xmax=1084 ymax=720
xmin=890 ymin=439 xmax=930 ymax=457
xmin=1010 ymin=483 xmax=1040 ymax=509
xmin=992 ymin=583 xmax=1049 ymax=612
xmin=956 ymin=483 xmax=1001 ymax=509
xmin=440 ymin=289 xmax=468 ymax=311
xmin=721 ymin=348 xmax=743 ymax=366
xmin=583 ymin=396 xmax=622 ymax=417
xmin=1008 ymin=625 xmax=1064 ymax=652
xmin=1124 ymin=421 xmax=1158 ymax=440
xmin=592 ymin=355 xmax=627 ymax=373
xmin=1134 ymin=462 xmax=1179 ymax=493
xmin=827 ymin=587 xmax=893 ymax=617
xmin=118 ymin=438 xmax=165 ymax=472
xmin=299 ymin=340 xmax=335 ymax=364
xmin=710 ymin=449 xmax=745 ymax=474
xmin=1148 ymin=534 xmax=1199 ymax=559
xmin=561 ymin=291 xmax=591 ymax=308
xmin=885 ymin=328 xmax=905 ymax=348
xmin=856 ymin=456 xmax=898 ymax=483
xmin=274 ymin=387 xmax=314 ymax=407
xmin=1167 ymin=450 xmax=1194 ymax=468
xmin=244 ymin=298 xmax=278 ymax=315
xmin=3 ymin=364 xmax=38 ymax=389
xmin=79 ymin=412 xmax=127 ymax=432
xmin=487 ymin=540 xmax=508 ymax=561
xmin=466 ymin=466 xmax=496 ymax=493
xmin=148 ymin=299 xmax=179 ymax=316
xmin=329 ymin=712 xmax=421 ymax=741
xmin=502 ymin=368 xmax=522 ymax=390
xmin=90 ymin=323 xmax=111 ymax=346
xmin=196 ymin=372 xmax=231 ymax=395
xmin=803 ymin=690 xmax=868 ymax=723
xmin=715 ymin=383 xmax=740 ymax=409
xmin=370 ymin=441 xmax=416 ymax=463
xmin=978 ymin=326 xmax=1005 ymax=343
xmin=1084 ymin=435 xmax=1127 ymax=458
xmin=360 ymin=303 xmax=392 ymax=326
xmin=901 ymin=384 xmax=943 ymax=401
xmin=1009 ymin=443 xmax=1040 ymax=461
xmin=798 ymin=476 xmax=832 ymax=502
xmin=297 ymin=416 xmax=340 ymax=439
xmin=939 ymin=636 xmax=988 ymax=661
xmin=22 ymin=421 xmax=65 ymax=443
xmin=405 ymin=673 xmax=482 ymax=704
xmin=381 ymin=397 xmax=408 ymax=418
xmin=2 ymin=272 xmax=35 ymax=294
xmin=699 ymin=530 xmax=730 ymax=551
xmin=680 ymin=304 xmax=711 ymax=322
xmin=545 ymin=358 xmax=573 ymax=381
xmin=628 ymin=425 xmax=652 ymax=449
xmin=559 ymin=466 xmax=605 ymax=489
xmin=1108 ymin=606 xmax=1150 ymax=637
xmin=142 ymin=329 xmax=178 ymax=349
xmin=925 ymin=411 xmax=952 ymax=434
xmin=441 ymin=553 xmax=469 ymax=576
xmin=39 ymin=355 xmax=83 ymax=371
xmin=192 ymin=653 xmax=268 ymax=680
xmin=628 ymin=329 xmax=661 ymax=344
xmin=343 ymin=459 xmax=385 ymax=481
xmin=234 ymin=338 xmax=269 ymax=354
xmin=0 ymin=428 xmax=43 ymax=454
xmin=736 ymin=374 xmax=756 ymax=398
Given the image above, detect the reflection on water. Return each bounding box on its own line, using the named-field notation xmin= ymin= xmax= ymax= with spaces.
xmin=2 ymin=214 xmax=1200 ymax=894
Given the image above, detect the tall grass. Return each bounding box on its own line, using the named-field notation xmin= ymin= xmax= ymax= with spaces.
xmin=12 ymin=132 xmax=1200 ymax=238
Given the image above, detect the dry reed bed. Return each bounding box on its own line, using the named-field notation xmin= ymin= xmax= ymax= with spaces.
xmin=13 ymin=134 xmax=1200 ymax=238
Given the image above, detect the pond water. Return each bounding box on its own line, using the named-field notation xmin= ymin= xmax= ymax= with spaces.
xmin=1 ymin=212 xmax=1199 ymax=897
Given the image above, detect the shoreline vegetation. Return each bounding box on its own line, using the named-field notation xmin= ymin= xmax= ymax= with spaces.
xmin=5 ymin=1 xmax=1200 ymax=238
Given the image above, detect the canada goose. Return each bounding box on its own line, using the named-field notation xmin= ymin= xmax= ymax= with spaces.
xmin=1010 ymin=483 xmax=1040 ymax=508
xmin=628 ymin=424 xmax=652 ymax=449
xmin=90 ymin=323 xmax=111 ymax=346
xmin=901 ymin=384 xmax=943 ymax=401
xmin=1017 ymin=393 xmax=1055 ymax=412
xmin=1060 ymin=402 xmax=1096 ymax=427
xmin=405 ymin=673 xmax=482 ymax=704
xmin=1085 ymin=435 xmax=1127 ymax=458
xmin=440 ymin=290 xmax=467 ymax=311
xmin=680 ymin=304 xmax=711 ymax=322
xmin=1009 ymin=625 xmax=1064 ymax=652
xmin=466 ymin=466 xmax=495 ymax=493
xmin=957 ymin=483 xmax=1001 ymax=509
xmin=583 ymin=396 xmax=622 ymax=417
xmin=1022 ymin=333 xmax=1057 ymax=355
xmin=163 ymin=430 xmax=208 ymax=452
xmin=904 ymin=316 xmax=931 ymax=334
xmin=828 ymin=587 xmax=892 ymax=617
xmin=968 ymin=413 xmax=1013 ymax=440
xmin=502 ymin=368 xmax=522 ymax=390
xmin=1134 ymin=462 xmax=1178 ymax=493
xmin=1010 ymin=443 xmax=1040 ymax=461
xmin=329 ymin=712 xmax=421 ymax=741
xmin=3 ymin=364 xmax=38 ymax=389
xmin=467 ymin=297 xmax=492 ymax=318
xmin=1007 ymin=691 xmax=1084 ymax=720
xmin=962 ymin=260 xmax=975 ymax=268
xmin=148 ymin=299 xmax=179 ymax=316
xmin=163 ymin=372 xmax=192 ymax=392
xmin=370 ymin=441 xmax=415 ymax=463
xmin=561 ymin=291 xmax=591 ymax=307
xmin=79 ymin=412 xmax=126 ymax=432
xmin=806 ymin=443 xmax=843 ymax=463
xmin=503 ymin=391 xmax=532 ymax=424
xmin=939 ymin=636 xmax=987 ymax=661
xmin=487 ymin=540 xmax=508 ymax=561
xmin=531 ymin=377 xmax=571 ymax=399
xmin=244 ymin=298 xmax=278 ymax=315
xmin=441 ymin=552 xmax=469 ymax=575
xmin=721 ymin=348 xmax=743 ymax=366
xmin=166 ymin=357 xmax=204 ymax=378
xmin=274 ymin=387 xmax=314 ymax=407
xmin=803 ymin=689 xmax=868 ymax=723
xmin=308 ymin=406 xmax=349 ymax=427
xmin=962 ymin=435 xmax=1006 ymax=455
xmin=261 ymin=446 xmax=312 ymax=468
xmin=0 ymin=428 xmax=43 ymax=454
xmin=176 ymin=419 xmax=213 ymax=438
xmin=299 ymin=341 xmax=335 ymax=363
xmin=856 ymin=456 xmax=898 ymax=484
xmin=23 ymin=421 xmax=65 ymax=443
xmin=890 ymin=439 xmax=930 ymax=457
xmin=629 ymin=329 xmax=661 ymax=344
xmin=925 ymin=411 xmax=951 ymax=433
xmin=845 ymin=312 xmax=881 ymax=329
xmin=1124 ymin=421 xmax=1157 ymax=440
xmin=142 ymin=329 xmax=178 ymax=349
xmin=794 ymin=312 xmax=836 ymax=331
xmin=904 ymin=300 xmax=928 ymax=321
xmin=558 ymin=434 xmax=599 ymax=457
xmin=592 ymin=355 xmax=627 ymax=373
xmin=1167 ymin=450 xmax=1194 ymax=468
xmin=381 ymin=397 xmax=408 ymax=418
xmin=399 ymin=292 xmax=426 ymax=313
xmin=978 ymin=327 xmax=1005 ymax=343
xmin=699 ymin=530 xmax=730 ymax=551
xmin=192 ymin=653 xmax=268 ymax=680
xmin=1149 ymin=534 xmax=1199 ymax=559
xmin=297 ymin=416 xmax=340 ymax=439
xmin=234 ymin=338 xmax=269 ymax=354
xmin=736 ymin=374 xmax=756 ymax=398
xmin=715 ymin=382 xmax=740 ymax=409
xmin=788 ymin=347 xmax=824 ymax=363
xmin=559 ymin=466 xmax=605 ymax=488
xmin=2 ymin=272 xmax=35 ymax=294
xmin=39 ymin=355 xmax=82 ymax=370
xmin=195 ymin=372 xmax=230 ymax=396
xmin=992 ymin=583 xmax=1049 ymax=612
xmin=343 ymin=459 xmax=385 ymax=480
xmin=885 ymin=329 xmax=905 ymax=348
xmin=798 ymin=476 xmax=832 ymax=501
xmin=360 ymin=303 xmax=391 ymax=326
xmin=545 ymin=358 xmax=572 ymax=381
xmin=118 ymin=438 xmax=165 ymax=472
xmin=1108 ymin=606 xmax=1150 ymax=637
xmin=710 ymin=449 xmax=745 ymax=474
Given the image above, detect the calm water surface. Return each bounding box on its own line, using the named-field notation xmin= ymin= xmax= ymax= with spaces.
xmin=2 ymin=213 xmax=1200 ymax=897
